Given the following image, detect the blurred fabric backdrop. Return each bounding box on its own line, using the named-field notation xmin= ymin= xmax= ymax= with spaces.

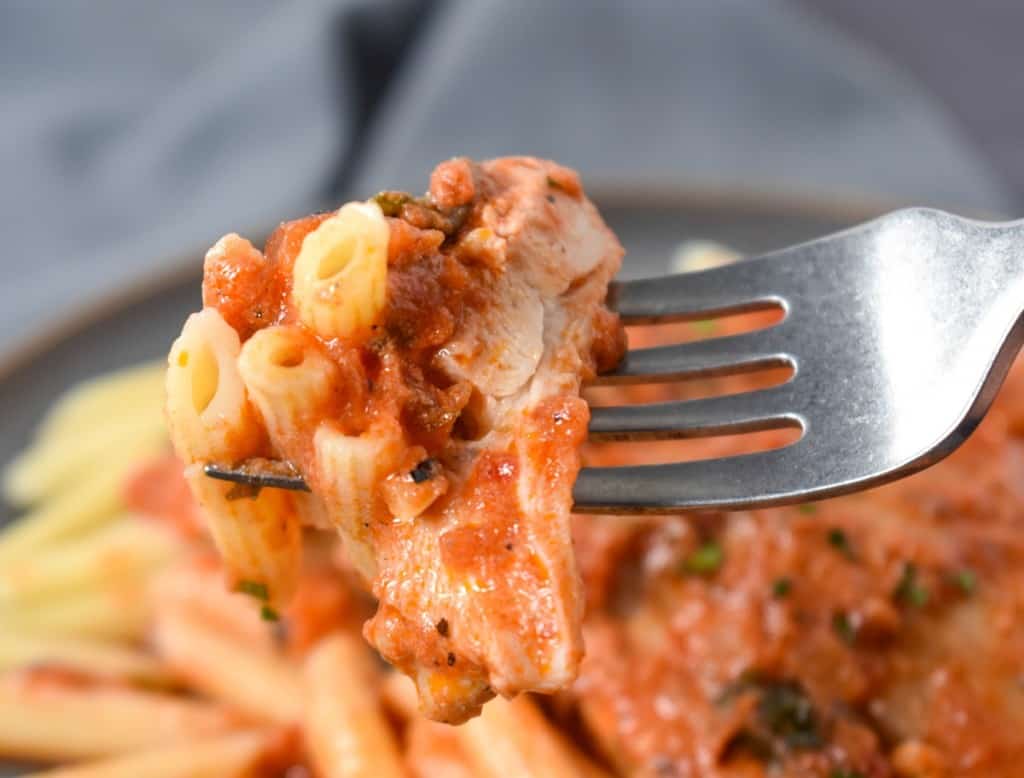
xmin=1 ymin=0 xmax=1020 ymax=360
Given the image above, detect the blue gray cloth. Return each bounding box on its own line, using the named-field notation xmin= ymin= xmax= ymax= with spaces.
xmin=0 ymin=0 xmax=1015 ymax=361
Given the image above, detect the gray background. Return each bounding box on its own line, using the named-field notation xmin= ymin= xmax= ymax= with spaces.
xmin=1 ymin=0 xmax=1021 ymax=363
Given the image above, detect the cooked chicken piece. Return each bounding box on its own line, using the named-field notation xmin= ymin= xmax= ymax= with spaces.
xmin=197 ymin=157 xmax=625 ymax=723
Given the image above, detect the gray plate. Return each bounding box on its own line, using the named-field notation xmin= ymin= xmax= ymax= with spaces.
xmin=0 ymin=191 xmax=870 ymax=775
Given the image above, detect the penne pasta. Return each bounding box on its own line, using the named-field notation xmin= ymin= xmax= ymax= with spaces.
xmin=237 ymin=324 xmax=339 ymax=466
xmin=4 ymin=414 xmax=166 ymax=506
xmin=304 ymin=632 xmax=408 ymax=778
xmin=404 ymin=718 xmax=477 ymax=778
xmin=0 ymin=519 xmax=182 ymax=604
xmin=0 ymin=633 xmax=171 ymax=685
xmin=165 ymin=308 xmax=263 ymax=464
xmin=32 ymin=362 xmax=166 ymax=446
xmin=152 ymin=600 xmax=303 ymax=725
xmin=313 ymin=423 xmax=404 ymax=581
xmin=459 ymin=695 xmax=612 ymax=778
xmin=0 ymin=671 xmax=240 ymax=762
xmin=0 ymin=586 xmax=152 ymax=642
xmin=18 ymin=730 xmax=277 ymax=778
xmin=185 ymin=472 xmax=303 ymax=609
xmin=167 ymin=308 xmax=303 ymax=606
xmin=292 ymin=200 xmax=390 ymax=341
xmin=0 ymin=467 xmax=125 ymax=565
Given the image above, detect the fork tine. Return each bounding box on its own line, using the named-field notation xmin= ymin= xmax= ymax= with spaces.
xmin=594 ymin=329 xmax=792 ymax=385
xmin=572 ymin=444 xmax=812 ymax=513
xmin=610 ymin=261 xmax=783 ymax=324
xmin=587 ymin=385 xmax=799 ymax=441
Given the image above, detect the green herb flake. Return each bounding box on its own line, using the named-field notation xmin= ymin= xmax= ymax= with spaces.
xmin=832 ymin=611 xmax=857 ymax=644
xmin=755 ymin=679 xmax=823 ymax=750
xmin=546 ymin=175 xmax=564 ymax=191
xmin=952 ymin=568 xmax=977 ymax=595
xmin=372 ymin=190 xmax=412 ymax=217
xmin=797 ymin=503 xmax=818 ymax=515
xmin=237 ymin=580 xmax=269 ymax=601
xmin=826 ymin=528 xmax=855 ymax=560
xmin=260 ymin=605 xmax=280 ymax=622
xmin=893 ymin=562 xmax=929 ymax=607
xmin=682 ymin=542 xmax=724 ymax=576
xmin=830 ymin=770 xmax=865 ymax=778
xmin=691 ymin=319 xmax=717 ymax=336
xmin=771 ymin=577 xmax=792 ymax=598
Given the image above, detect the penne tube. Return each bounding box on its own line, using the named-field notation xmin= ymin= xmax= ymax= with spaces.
xmin=167 ymin=308 xmax=303 ymax=607
xmin=404 ymin=717 xmax=477 ymax=778
xmin=33 ymin=362 xmax=166 ymax=446
xmin=0 ymin=633 xmax=171 ymax=685
xmin=292 ymin=200 xmax=390 ymax=341
xmin=313 ymin=423 xmax=404 ymax=582
xmin=304 ymin=632 xmax=408 ymax=778
xmin=152 ymin=602 xmax=303 ymax=725
xmin=4 ymin=415 xmax=166 ymax=506
xmin=459 ymin=696 xmax=611 ymax=778
xmin=237 ymin=324 xmax=339 ymax=467
xmin=186 ymin=472 xmax=303 ymax=609
xmin=18 ymin=730 xmax=278 ymax=778
xmin=0 ymin=519 xmax=182 ymax=604
xmin=0 ymin=467 xmax=125 ymax=566
xmin=0 ymin=671 xmax=240 ymax=762
xmin=0 ymin=587 xmax=152 ymax=642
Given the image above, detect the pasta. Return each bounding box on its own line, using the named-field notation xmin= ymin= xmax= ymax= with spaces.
xmin=237 ymin=324 xmax=340 ymax=467
xmin=0 ymin=672 xmax=240 ymax=762
xmin=303 ymin=631 xmax=407 ymax=778
xmin=0 ymin=634 xmax=169 ymax=684
xmin=292 ymin=200 xmax=390 ymax=340
xmin=20 ymin=730 xmax=282 ymax=778
xmin=167 ymin=308 xmax=303 ymax=607
xmin=152 ymin=584 xmax=303 ymax=725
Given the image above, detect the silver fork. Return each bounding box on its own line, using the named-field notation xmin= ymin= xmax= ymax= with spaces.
xmin=206 ymin=208 xmax=1024 ymax=513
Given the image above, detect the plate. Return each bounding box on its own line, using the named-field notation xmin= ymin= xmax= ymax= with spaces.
xmin=0 ymin=190 xmax=874 ymax=775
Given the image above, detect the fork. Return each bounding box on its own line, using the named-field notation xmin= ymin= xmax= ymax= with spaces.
xmin=206 ymin=208 xmax=1024 ymax=513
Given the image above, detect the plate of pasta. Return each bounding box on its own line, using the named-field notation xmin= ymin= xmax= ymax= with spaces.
xmin=2 ymin=159 xmax=1021 ymax=778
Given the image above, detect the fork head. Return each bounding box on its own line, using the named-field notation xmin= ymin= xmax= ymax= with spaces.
xmin=577 ymin=208 xmax=1024 ymax=512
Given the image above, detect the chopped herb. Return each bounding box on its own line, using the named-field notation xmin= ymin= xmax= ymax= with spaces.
xmin=409 ymin=458 xmax=436 ymax=484
xmin=756 ymin=679 xmax=823 ymax=749
xmin=772 ymin=577 xmax=792 ymax=598
xmin=436 ymin=618 xmax=449 ymax=637
xmin=830 ymin=770 xmax=865 ymax=778
xmin=952 ymin=568 xmax=977 ymax=595
xmin=893 ymin=562 xmax=929 ymax=607
xmin=260 ymin=605 xmax=279 ymax=622
xmin=718 ymin=672 xmax=823 ymax=752
xmin=691 ymin=319 xmax=717 ymax=336
xmin=237 ymin=580 xmax=269 ymax=601
xmin=546 ymin=175 xmax=564 ymax=190
xmin=798 ymin=503 xmax=818 ymax=515
xmin=682 ymin=542 xmax=724 ymax=575
xmin=827 ymin=528 xmax=855 ymax=559
xmin=372 ymin=190 xmax=412 ymax=217
xmin=832 ymin=611 xmax=857 ymax=644
xmin=446 ymin=652 xmax=456 ymax=666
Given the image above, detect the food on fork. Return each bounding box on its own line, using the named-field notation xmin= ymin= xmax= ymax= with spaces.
xmin=165 ymin=157 xmax=627 ymax=721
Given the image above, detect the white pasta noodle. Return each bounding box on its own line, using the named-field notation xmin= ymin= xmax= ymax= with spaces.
xmin=165 ymin=308 xmax=262 ymax=463
xmin=167 ymin=308 xmax=302 ymax=608
xmin=18 ymin=731 xmax=275 ymax=778
xmin=313 ymin=423 xmax=404 ymax=581
xmin=237 ymin=324 xmax=339 ymax=460
xmin=292 ymin=200 xmax=390 ymax=340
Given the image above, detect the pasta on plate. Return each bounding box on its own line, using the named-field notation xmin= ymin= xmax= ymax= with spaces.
xmin=1 ymin=159 xmax=1022 ymax=777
